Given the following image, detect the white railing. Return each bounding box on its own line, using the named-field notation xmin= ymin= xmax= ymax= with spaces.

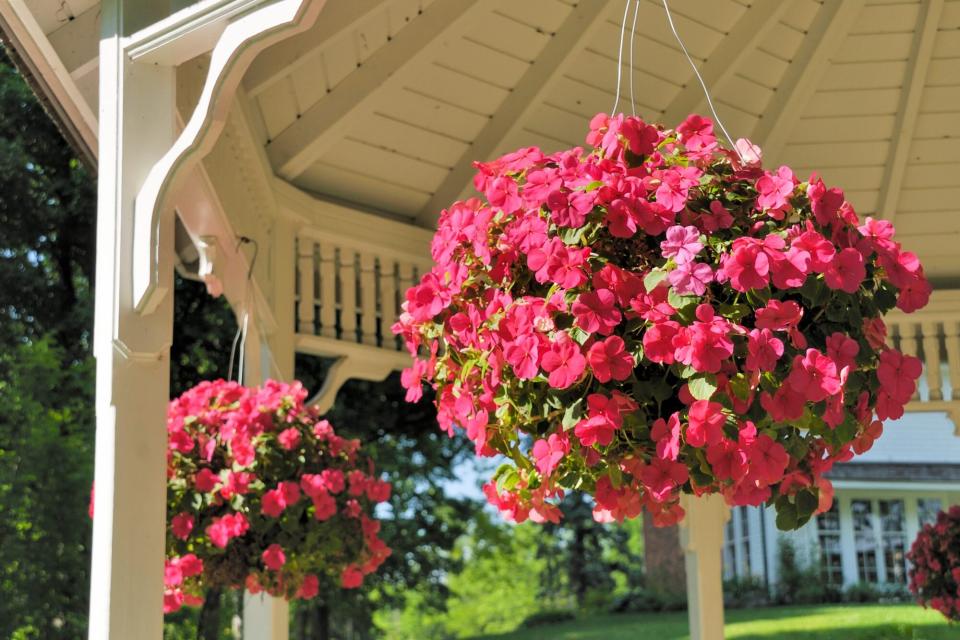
xmin=885 ymin=289 xmax=960 ymax=428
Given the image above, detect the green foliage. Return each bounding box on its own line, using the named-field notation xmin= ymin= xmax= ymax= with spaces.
xmin=0 ymin=339 xmax=94 ymax=639
xmin=723 ymin=576 xmax=769 ymax=609
xmin=775 ymin=539 xmax=841 ymax=606
xmin=443 ymin=521 xmax=545 ymax=638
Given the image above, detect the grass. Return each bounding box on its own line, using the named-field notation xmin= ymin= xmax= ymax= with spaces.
xmin=474 ymin=604 xmax=956 ymax=640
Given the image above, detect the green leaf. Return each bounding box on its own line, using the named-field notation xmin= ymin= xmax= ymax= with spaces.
xmin=667 ymin=288 xmax=699 ymax=309
xmin=775 ymin=500 xmax=799 ymax=531
xmin=687 ymin=375 xmax=718 ymax=400
xmin=559 ymin=225 xmax=588 ymax=245
xmin=795 ymin=488 xmax=820 ymax=519
xmin=561 ymin=398 xmax=585 ymax=431
xmin=728 ymin=373 xmax=750 ymax=401
xmin=643 ymin=269 xmax=668 ymax=293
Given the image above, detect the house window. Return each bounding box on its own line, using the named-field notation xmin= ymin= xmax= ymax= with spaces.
xmin=724 ymin=513 xmax=737 ymax=579
xmin=852 ymin=499 xmax=879 ymax=583
xmin=879 ymin=499 xmax=907 ymax=584
xmin=917 ymin=498 xmax=942 ymax=527
xmin=816 ymin=501 xmax=843 ymax=585
xmin=739 ymin=506 xmax=752 ymax=577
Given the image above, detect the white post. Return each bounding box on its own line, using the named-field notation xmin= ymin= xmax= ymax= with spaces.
xmin=680 ymin=493 xmax=731 ymax=640
xmin=89 ymin=2 xmax=176 ymax=638
xmin=243 ymin=250 xmax=293 ymax=638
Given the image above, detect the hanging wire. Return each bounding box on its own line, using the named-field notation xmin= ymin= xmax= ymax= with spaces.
xmin=628 ymin=0 xmax=641 ymax=116
xmin=661 ymin=0 xmax=743 ymax=159
xmin=610 ymin=0 xmax=632 ymax=115
xmin=227 ymin=236 xmax=259 ymax=385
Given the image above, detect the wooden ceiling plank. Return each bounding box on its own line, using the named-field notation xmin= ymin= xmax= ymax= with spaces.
xmin=752 ymin=0 xmax=865 ymax=165
xmin=243 ymin=0 xmax=383 ymax=98
xmin=880 ymin=0 xmax=945 ymax=225
xmin=417 ymin=0 xmax=617 ymax=225
xmin=661 ymin=0 xmax=786 ymax=126
xmin=266 ymin=0 xmax=481 ymax=181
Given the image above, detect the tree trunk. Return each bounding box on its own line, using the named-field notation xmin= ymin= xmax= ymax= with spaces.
xmin=197 ymin=588 xmax=222 ymax=640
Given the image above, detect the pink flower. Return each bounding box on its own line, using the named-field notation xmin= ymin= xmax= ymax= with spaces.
xmin=747 ymin=434 xmax=789 ymax=486
xmin=722 ymin=240 xmax=770 ymax=291
xmin=179 ymin=553 xmax=202 ymax=578
xmin=863 ymin=317 xmax=887 ymax=350
xmin=298 ymin=574 xmax=320 ymax=600
xmin=824 ymin=247 xmax=865 ymax=293
xmin=485 ymin=176 xmax=522 ymax=214
xmin=877 ymin=349 xmax=922 ymax=403
xmin=504 ymin=333 xmax=541 ymax=380
xmin=755 ymin=299 xmax=802 ymax=332
xmin=640 ymin=458 xmax=689 ymax=502
xmin=574 ymin=394 xmax=623 ymax=447
xmin=541 ymin=333 xmax=586 ymax=389
xmin=661 ymin=225 xmax=703 ymax=264
xmin=262 ymin=483 xmax=299 ymax=518
xmin=586 ymin=335 xmax=634 ymax=383
xmin=668 ymin=261 xmax=713 ymax=296
xmin=672 ymin=305 xmax=734 ymax=374
xmin=643 ymin=320 xmax=681 ymax=365
xmin=171 ymin=512 xmax=194 ymax=540
xmin=547 ymin=189 xmax=595 ymax=228
xmin=756 ymin=166 xmax=796 ymax=213
xmin=322 ymin=468 xmax=345 ymax=494
xmin=533 ymin=432 xmax=570 ymax=477
xmin=677 ymin=114 xmax=716 ymax=153
xmin=826 ymin=332 xmax=859 ymax=370
xmin=807 ymin=176 xmax=844 ymax=227
xmin=400 ymin=359 xmax=428 ymax=402
xmin=656 ymin=167 xmax=701 ymax=213
xmin=194 ymin=468 xmax=219 ymax=493
xmin=572 ymin=289 xmax=621 ymax=335
xmin=685 ymin=400 xmax=725 ymax=448
xmin=312 ymin=492 xmax=337 ymax=521
xmin=651 ymin=413 xmax=682 ymax=461
xmin=277 ymin=427 xmax=301 ymax=450
xmin=746 ymin=328 xmax=784 ymax=372
xmin=341 ymin=565 xmax=364 ymax=589
xmin=734 ymin=138 xmax=762 ymax=167
xmin=787 ymin=349 xmax=841 ymax=403
xmin=262 ymin=544 xmax=286 ymax=571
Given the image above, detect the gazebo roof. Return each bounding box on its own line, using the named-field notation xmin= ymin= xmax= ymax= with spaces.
xmin=4 ymin=0 xmax=960 ymax=284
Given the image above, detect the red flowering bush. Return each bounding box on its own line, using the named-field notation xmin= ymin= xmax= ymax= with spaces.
xmin=908 ymin=506 xmax=960 ymax=621
xmin=393 ymin=112 xmax=930 ymax=530
xmin=164 ymin=379 xmax=391 ymax=613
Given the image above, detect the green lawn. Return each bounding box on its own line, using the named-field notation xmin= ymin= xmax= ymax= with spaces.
xmin=475 ymin=604 xmax=956 ymax=640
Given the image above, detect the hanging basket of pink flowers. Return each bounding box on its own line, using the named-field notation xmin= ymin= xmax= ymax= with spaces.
xmin=393 ymin=112 xmax=931 ymax=531
xmin=163 ymin=379 xmax=391 ymax=614
xmin=908 ymin=505 xmax=960 ymax=621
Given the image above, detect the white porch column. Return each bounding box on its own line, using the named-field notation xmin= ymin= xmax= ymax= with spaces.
xmin=680 ymin=494 xmax=731 ymax=640
xmin=243 ymin=311 xmax=291 ymax=640
xmin=89 ymin=1 xmax=176 ymax=638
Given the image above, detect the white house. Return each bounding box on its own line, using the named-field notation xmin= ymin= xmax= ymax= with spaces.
xmin=724 ymin=413 xmax=960 ymax=590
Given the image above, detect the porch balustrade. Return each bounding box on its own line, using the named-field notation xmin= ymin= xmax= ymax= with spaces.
xmin=885 ymin=289 xmax=960 ymax=428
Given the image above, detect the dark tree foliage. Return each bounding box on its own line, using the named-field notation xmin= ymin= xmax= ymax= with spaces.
xmin=0 ymin=44 xmax=96 ymax=639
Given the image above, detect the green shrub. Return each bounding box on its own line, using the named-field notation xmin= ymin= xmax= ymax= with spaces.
xmin=520 ymin=609 xmax=577 ymax=628
xmin=844 ymin=581 xmax=880 ymax=603
xmin=724 ymin=575 xmax=769 ymax=609
xmin=609 ymin=587 xmax=687 ymax=614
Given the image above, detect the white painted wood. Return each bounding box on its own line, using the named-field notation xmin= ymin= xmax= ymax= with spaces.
xmin=752 ymin=0 xmax=865 ymax=164
xmin=132 ymin=0 xmax=327 ymax=313
xmin=245 ymin=592 xmax=291 ymax=639
xmin=923 ymin=321 xmax=944 ymax=402
xmin=360 ymin=251 xmax=378 ymax=346
xmin=680 ymin=493 xmax=730 ymax=640
xmin=339 ymin=247 xmax=359 ymax=342
xmin=244 ymin=0 xmax=384 ymax=98
xmin=266 ymin=0 xmax=483 ymax=180
xmin=297 ymin=239 xmax=316 ymax=334
xmin=418 ymin=0 xmax=616 ymax=225
xmin=879 ymin=0 xmax=944 ymax=225
xmin=380 ymin=258 xmax=398 ymax=350
xmin=661 ymin=0 xmax=787 ymax=127
xmin=88 ymin=2 xmax=177 ymax=638
xmin=898 ymin=323 xmax=922 ymax=401
xmin=318 ymin=241 xmax=337 ymax=339
xmin=125 ymin=0 xmax=274 ymax=66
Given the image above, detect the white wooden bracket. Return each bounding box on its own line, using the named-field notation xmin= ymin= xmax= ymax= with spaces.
xmin=131 ymin=0 xmax=328 ymax=314
xmin=307 ymin=355 xmax=398 ymax=414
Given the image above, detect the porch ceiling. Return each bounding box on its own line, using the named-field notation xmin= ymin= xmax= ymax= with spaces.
xmin=8 ymin=0 xmax=960 ymax=283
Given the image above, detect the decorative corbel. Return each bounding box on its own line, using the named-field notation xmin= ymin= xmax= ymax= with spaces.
xmin=132 ymin=0 xmax=328 ymax=314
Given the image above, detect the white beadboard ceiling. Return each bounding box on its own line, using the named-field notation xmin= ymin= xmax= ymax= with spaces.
xmin=15 ymin=0 xmax=960 ymax=283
